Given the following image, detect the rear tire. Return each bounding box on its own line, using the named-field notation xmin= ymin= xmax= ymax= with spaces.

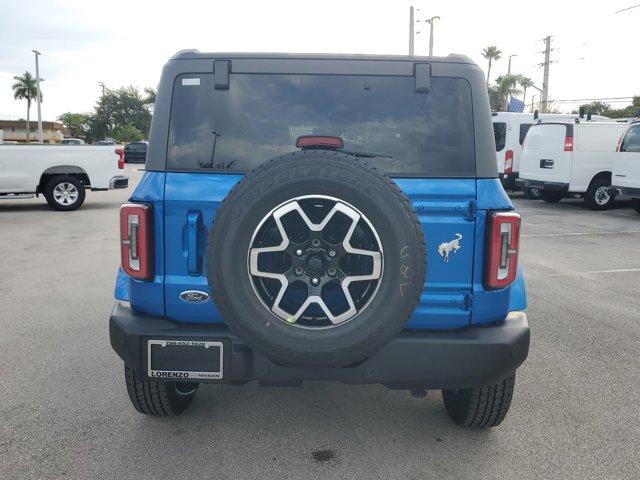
xmin=584 ymin=177 xmax=614 ymax=211
xmin=43 ymin=175 xmax=86 ymax=211
xmin=124 ymin=365 xmax=199 ymax=416
xmin=523 ymin=187 xmax=541 ymax=200
xmin=442 ymin=374 xmax=516 ymax=428
xmin=632 ymin=198 xmax=640 ymax=215
xmin=541 ymin=191 xmax=563 ymax=203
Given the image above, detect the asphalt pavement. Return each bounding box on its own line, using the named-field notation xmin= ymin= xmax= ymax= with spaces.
xmin=1 ymin=168 xmax=638 ymax=479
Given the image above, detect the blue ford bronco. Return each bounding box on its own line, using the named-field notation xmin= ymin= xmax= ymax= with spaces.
xmin=109 ymin=51 xmax=529 ymax=428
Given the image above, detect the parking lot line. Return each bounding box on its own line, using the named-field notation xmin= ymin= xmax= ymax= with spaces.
xmin=547 ymin=268 xmax=640 ymax=277
xmin=522 ymin=230 xmax=640 ymax=238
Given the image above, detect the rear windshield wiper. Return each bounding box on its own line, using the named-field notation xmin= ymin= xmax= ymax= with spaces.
xmin=338 ymin=148 xmax=394 ymax=159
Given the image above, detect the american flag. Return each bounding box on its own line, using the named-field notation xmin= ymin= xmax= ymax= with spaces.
xmin=508 ymin=96 xmax=526 ymax=113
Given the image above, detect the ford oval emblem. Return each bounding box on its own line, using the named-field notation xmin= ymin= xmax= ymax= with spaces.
xmin=179 ymin=290 xmax=210 ymax=303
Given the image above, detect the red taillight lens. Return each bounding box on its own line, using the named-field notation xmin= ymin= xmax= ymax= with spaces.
xmin=115 ymin=148 xmax=125 ymax=169
xmin=120 ymin=203 xmax=153 ymax=280
xmin=485 ymin=211 xmax=520 ymax=290
xmin=504 ymin=150 xmax=514 ymax=174
xmin=295 ymin=135 xmax=344 ymax=149
xmin=564 ymin=136 xmax=573 ymax=151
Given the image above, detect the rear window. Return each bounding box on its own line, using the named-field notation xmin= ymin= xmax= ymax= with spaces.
xmin=519 ymin=123 xmax=532 ymax=145
xmin=167 ymin=73 xmax=476 ymax=177
xmin=492 ymin=122 xmax=506 ymax=151
xmin=523 ymin=124 xmax=568 ymax=151
xmin=127 ymin=143 xmax=146 ymax=150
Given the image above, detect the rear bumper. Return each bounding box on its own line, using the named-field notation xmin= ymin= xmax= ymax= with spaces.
xmin=499 ymin=172 xmax=521 ymax=191
xmin=524 ymin=180 xmax=569 ymax=194
xmin=109 ymin=302 xmax=530 ymax=389
xmin=109 ymin=176 xmax=129 ymax=189
xmin=611 ymin=185 xmax=640 ymax=198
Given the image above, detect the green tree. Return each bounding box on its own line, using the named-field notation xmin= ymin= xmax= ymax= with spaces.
xmin=495 ymin=74 xmax=522 ymax=110
xmin=111 ymin=123 xmax=144 ymax=143
xmin=12 ymin=71 xmax=41 ymax=142
xmin=142 ymin=87 xmax=156 ymax=105
xmin=577 ymin=101 xmax=611 ymax=116
xmin=57 ymin=112 xmax=89 ymax=139
xmin=518 ymin=76 xmax=535 ymax=106
xmin=86 ymin=86 xmax=151 ymax=143
xmin=481 ymin=46 xmax=502 ymax=86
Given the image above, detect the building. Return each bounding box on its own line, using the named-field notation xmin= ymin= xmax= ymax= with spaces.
xmin=0 ymin=120 xmax=65 ymax=144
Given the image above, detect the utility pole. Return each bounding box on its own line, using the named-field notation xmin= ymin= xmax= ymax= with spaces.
xmin=507 ymin=54 xmax=518 ymax=75
xmin=409 ymin=7 xmax=415 ymax=55
xmin=32 ymin=50 xmax=43 ymax=144
xmin=426 ymin=16 xmax=440 ymax=56
xmin=541 ymin=36 xmax=551 ymax=112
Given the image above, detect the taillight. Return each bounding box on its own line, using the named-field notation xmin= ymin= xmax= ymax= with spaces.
xmin=120 ymin=203 xmax=153 ymax=280
xmin=564 ymin=136 xmax=573 ymax=152
xmin=115 ymin=148 xmax=125 ymax=169
xmin=504 ymin=150 xmax=513 ymax=174
xmin=485 ymin=211 xmax=520 ymax=290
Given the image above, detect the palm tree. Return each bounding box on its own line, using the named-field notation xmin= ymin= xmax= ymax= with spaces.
xmin=481 ymin=46 xmax=502 ymax=86
xmin=518 ymin=76 xmax=535 ymax=106
xmin=495 ymin=74 xmax=522 ymax=110
xmin=12 ymin=72 xmax=40 ymax=142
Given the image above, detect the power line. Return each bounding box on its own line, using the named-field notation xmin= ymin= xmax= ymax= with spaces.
xmin=614 ymin=3 xmax=640 ymax=13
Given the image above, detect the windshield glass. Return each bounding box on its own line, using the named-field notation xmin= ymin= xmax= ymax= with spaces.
xmin=167 ymin=73 xmax=476 ymax=177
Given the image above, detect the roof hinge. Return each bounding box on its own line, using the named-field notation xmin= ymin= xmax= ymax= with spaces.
xmin=214 ymin=60 xmax=230 ymax=90
xmin=414 ymin=63 xmax=431 ymax=93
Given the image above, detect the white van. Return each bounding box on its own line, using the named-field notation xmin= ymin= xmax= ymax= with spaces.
xmin=520 ymin=121 xmax=628 ymax=210
xmin=492 ymin=112 xmax=609 ymax=197
xmin=612 ymin=121 xmax=640 ymax=214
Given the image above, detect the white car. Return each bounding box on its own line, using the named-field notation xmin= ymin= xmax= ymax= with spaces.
xmin=0 ymin=144 xmax=128 ymax=210
xmin=492 ymin=112 xmax=610 ymax=198
xmin=520 ymin=121 xmax=627 ymax=210
xmin=612 ymin=121 xmax=640 ymax=214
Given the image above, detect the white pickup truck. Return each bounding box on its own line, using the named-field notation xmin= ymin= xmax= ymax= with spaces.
xmin=0 ymin=145 xmax=128 ymax=211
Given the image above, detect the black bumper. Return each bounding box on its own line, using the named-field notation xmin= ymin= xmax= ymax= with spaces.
xmin=499 ymin=172 xmax=521 ymax=191
xmin=525 ymin=180 xmax=569 ymax=194
xmin=109 ymin=302 xmax=530 ymax=390
xmin=611 ymin=185 xmax=640 ymax=198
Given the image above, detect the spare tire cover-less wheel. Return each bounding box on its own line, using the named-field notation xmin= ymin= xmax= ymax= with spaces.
xmin=207 ymin=151 xmax=426 ymax=368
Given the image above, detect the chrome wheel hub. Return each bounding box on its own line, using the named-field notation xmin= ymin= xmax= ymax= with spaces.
xmin=53 ymin=182 xmax=79 ymax=205
xmin=595 ymin=186 xmax=610 ymax=205
xmin=248 ymin=195 xmax=383 ymax=329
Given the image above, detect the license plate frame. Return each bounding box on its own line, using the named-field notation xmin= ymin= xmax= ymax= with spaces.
xmin=147 ymin=339 xmax=224 ymax=380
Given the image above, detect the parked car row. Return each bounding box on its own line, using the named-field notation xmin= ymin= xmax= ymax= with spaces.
xmin=493 ymin=112 xmax=639 ymax=214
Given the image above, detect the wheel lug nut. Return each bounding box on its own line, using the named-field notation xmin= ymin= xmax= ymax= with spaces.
xmin=311 ymin=277 xmax=319 ymax=285
xmin=327 ymin=267 xmax=337 ymax=277
xmin=295 ymin=249 xmax=303 ymax=256
xmin=329 ymin=250 xmax=336 ymax=257
xmin=294 ymin=266 xmax=304 ymax=276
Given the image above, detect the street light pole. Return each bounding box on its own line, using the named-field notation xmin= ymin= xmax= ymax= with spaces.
xmin=32 ymin=50 xmax=43 ymax=144
xmin=409 ymin=6 xmax=415 ymax=55
xmin=507 ymin=54 xmax=518 ymax=75
xmin=426 ymin=16 xmax=440 ymax=56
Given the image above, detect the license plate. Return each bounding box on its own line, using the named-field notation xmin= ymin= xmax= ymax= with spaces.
xmin=147 ymin=340 xmax=223 ymax=380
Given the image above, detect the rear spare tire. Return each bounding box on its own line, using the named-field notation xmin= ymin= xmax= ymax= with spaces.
xmin=207 ymin=151 xmax=426 ymax=368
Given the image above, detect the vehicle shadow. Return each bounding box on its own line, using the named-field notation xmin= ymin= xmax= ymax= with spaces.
xmin=0 ymin=201 xmax=118 ymax=212
xmin=110 ymin=381 xmax=502 ymax=478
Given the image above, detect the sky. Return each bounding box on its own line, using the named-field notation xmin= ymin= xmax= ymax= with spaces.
xmin=1 ymin=0 xmax=638 ymax=121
